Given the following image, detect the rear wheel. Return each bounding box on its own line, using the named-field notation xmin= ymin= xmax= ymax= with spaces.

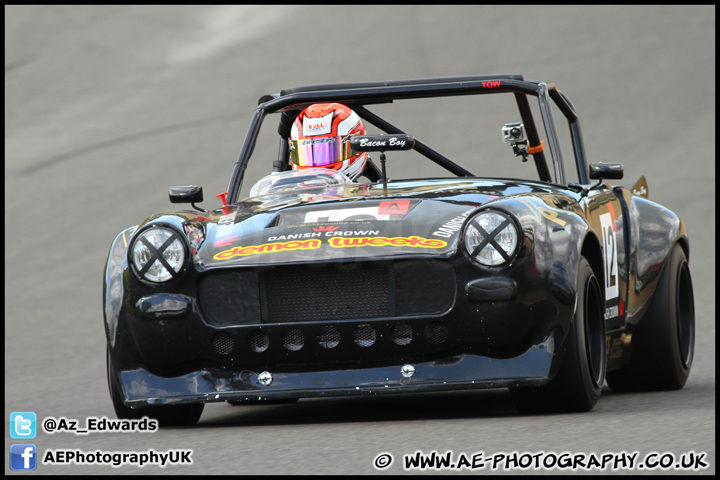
xmin=606 ymin=244 xmax=694 ymax=391
xmin=107 ymin=347 xmax=204 ymax=427
xmin=510 ymin=256 xmax=606 ymax=413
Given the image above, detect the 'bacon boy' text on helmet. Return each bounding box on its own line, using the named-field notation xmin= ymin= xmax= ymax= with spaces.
xmin=288 ymin=103 xmax=367 ymax=180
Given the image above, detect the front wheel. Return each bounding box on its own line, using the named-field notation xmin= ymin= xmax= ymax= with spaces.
xmin=606 ymin=243 xmax=695 ymax=391
xmin=107 ymin=347 xmax=204 ymax=427
xmin=510 ymin=256 xmax=606 ymax=413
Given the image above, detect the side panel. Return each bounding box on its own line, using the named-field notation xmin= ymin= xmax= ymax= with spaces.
xmin=624 ymin=195 xmax=686 ymax=327
xmin=580 ymin=187 xmax=628 ymax=330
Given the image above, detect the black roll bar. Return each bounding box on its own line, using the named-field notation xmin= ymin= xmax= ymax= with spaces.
xmin=227 ymin=76 xmax=584 ymax=202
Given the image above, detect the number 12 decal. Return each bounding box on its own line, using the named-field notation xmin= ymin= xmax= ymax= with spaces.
xmin=599 ymin=212 xmax=619 ymax=300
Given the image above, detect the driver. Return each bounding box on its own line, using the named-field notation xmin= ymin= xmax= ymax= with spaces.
xmin=288 ymin=103 xmax=368 ymax=180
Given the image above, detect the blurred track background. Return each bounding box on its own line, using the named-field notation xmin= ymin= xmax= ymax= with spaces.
xmin=5 ymin=5 xmax=714 ymax=474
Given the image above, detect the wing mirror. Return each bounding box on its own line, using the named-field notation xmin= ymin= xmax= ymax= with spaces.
xmin=589 ymin=163 xmax=624 ymax=180
xmin=169 ymin=185 xmax=205 ymax=212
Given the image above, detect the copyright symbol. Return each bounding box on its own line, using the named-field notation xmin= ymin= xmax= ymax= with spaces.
xmin=43 ymin=418 xmax=56 ymax=433
xmin=374 ymin=453 xmax=393 ymax=470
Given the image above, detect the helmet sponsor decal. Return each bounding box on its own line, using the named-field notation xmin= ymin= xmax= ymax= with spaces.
xmin=297 ymin=136 xmax=337 ymax=146
xmin=302 ymin=112 xmax=333 ymax=136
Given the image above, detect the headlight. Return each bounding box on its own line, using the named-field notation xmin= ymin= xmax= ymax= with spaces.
xmin=463 ymin=209 xmax=520 ymax=266
xmin=130 ymin=226 xmax=187 ymax=283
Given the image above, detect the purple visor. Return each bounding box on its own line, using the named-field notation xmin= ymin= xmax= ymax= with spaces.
xmin=289 ymin=136 xmax=353 ymax=167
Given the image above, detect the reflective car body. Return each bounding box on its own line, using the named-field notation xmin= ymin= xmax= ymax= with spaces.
xmin=104 ymin=75 xmax=694 ymax=425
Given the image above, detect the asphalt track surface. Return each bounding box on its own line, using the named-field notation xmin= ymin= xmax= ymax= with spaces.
xmin=5 ymin=5 xmax=715 ymax=475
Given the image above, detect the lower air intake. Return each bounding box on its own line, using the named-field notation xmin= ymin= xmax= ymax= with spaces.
xmin=211 ymin=332 xmax=234 ymax=355
xmin=353 ymin=325 xmax=376 ymax=347
xmin=424 ymin=322 xmax=449 ymax=345
xmin=247 ymin=329 xmax=269 ymax=353
xmin=392 ymin=323 xmax=413 ymax=346
xmin=282 ymin=328 xmax=305 ymax=351
xmin=317 ymin=326 xmax=341 ymax=349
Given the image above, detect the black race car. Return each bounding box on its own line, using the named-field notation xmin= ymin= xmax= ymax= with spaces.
xmin=103 ymin=75 xmax=695 ymax=426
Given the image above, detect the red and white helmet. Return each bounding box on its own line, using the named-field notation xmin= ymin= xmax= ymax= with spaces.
xmin=288 ymin=103 xmax=367 ymax=180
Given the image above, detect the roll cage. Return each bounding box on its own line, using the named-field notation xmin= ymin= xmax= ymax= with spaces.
xmin=226 ymin=75 xmax=589 ymax=204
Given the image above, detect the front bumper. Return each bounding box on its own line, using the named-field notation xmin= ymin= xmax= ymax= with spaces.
xmin=108 ymin=255 xmax=575 ymax=407
xmin=117 ymin=338 xmax=555 ymax=407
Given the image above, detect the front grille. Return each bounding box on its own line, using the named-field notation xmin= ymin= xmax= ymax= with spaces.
xmin=199 ymin=259 xmax=455 ymax=327
xmin=260 ymin=262 xmax=393 ymax=322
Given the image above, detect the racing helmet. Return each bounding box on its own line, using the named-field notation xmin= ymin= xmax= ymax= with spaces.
xmin=288 ymin=103 xmax=367 ymax=180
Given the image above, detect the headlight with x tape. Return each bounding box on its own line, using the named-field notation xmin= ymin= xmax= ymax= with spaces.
xmin=130 ymin=225 xmax=187 ymax=283
xmin=463 ymin=209 xmax=521 ymax=267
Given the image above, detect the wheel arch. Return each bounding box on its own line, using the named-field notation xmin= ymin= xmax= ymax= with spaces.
xmin=580 ymin=230 xmax=605 ymax=306
xmin=675 ymin=235 xmax=690 ymax=263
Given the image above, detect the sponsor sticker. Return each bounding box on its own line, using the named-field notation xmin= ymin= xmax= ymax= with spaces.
xmin=328 ymin=236 xmax=447 ymax=249
xmin=517 ymin=198 xmax=567 ymax=227
xmin=304 ymin=206 xmax=391 ymax=223
xmin=378 ymin=200 xmax=410 ymax=215
xmin=600 ymin=209 xmax=619 ymax=302
xmin=213 ymin=234 xmax=241 ymax=248
xmin=216 ymin=211 xmax=237 ymax=238
xmin=432 ymin=209 xmax=474 ymax=238
xmin=214 ymin=239 xmax=321 ymax=260
xmin=302 ymin=201 xmax=416 ymax=223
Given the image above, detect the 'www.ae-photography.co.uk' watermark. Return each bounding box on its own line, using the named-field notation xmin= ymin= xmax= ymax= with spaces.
xmin=374 ymin=450 xmax=709 ymax=472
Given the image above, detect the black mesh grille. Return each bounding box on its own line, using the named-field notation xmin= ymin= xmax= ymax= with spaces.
xmin=353 ymin=325 xmax=377 ymax=347
xmin=317 ymin=325 xmax=341 ymax=349
xmin=261 ymin=262 xmax=392 ymax=322
xmin=247 ymin=329 xmax=269 ymax=353
xmin=211 ymin=332 xmax=234 ymax=355
xmin=424 ymin=322 xmax=449 ymax=345
xmin=231 ymin=320 xmax=453 ymax=358
xmin=200 ymin=259 xmax=455 ymax=327
xmin=392 ymin=323 xmax=413 ymax=346
xmin=282 ymin=328 xmax=305 ymax=351
xmin=198 ymin=271 xmax=261 ymax=327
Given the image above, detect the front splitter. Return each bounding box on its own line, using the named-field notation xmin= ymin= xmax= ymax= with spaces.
xmin=120 ymin=339 xmax=554 ymax=407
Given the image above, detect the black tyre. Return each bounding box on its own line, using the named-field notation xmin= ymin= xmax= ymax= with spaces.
xmin=606 ymin=243 xmax=694 ymax=392
xmin=510 ymin=256 xmax=606 ymax=413
xmin=107 ymin=347 xmax=204 ymax=427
